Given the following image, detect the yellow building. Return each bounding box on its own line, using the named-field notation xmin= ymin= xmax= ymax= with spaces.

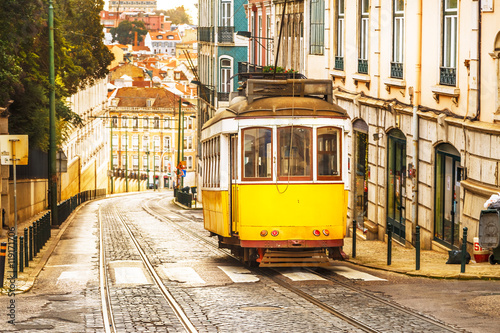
xmin=108 ymin=87 xmax=197 ymax=192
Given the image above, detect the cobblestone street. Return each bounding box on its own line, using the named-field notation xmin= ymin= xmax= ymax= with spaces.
xmin=1 ymin=192 xmax=499 ymax=332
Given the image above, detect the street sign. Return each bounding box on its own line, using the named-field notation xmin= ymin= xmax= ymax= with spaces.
xmin=0 ymin=135 xmax=29 ymax=165
xmin=182 ymin=170 xmax=186 ymax=177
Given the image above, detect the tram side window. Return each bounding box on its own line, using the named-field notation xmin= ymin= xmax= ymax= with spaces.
xmin=317 ymin=127 xmax=341 ymax=179
xmin=278 ymin=127 xmax=312 ymax=179
xmin=243 ymin=128 xmax=272 ymax=179
xmin=202 ymin=136 xmax=221 ymax=188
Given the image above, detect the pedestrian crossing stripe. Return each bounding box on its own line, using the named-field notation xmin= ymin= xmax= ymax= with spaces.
xmin=277 ymin=269 xmax=327 ymax=281
xmin=217 ymin=266 xmax=260 ymax=283
xmin=328 ymin=266 xmax=387 ymax=281
xmin=162 ymin=266 xmax=206 ymax=284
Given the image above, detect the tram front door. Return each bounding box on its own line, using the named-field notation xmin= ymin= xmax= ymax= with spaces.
xmin=387 ymin=131 xmax=406 ymax=243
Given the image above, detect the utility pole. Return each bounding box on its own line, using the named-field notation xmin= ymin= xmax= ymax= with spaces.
xmin=48 ymin=0 xmax=58 ymax=225
xmin=110 ymin=118 xmax=114 ymax=193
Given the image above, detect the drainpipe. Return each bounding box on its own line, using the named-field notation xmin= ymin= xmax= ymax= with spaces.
xmin=412 ymin=0 xmax=423 ymax=241
xmin=472 ymin=0 xmax=482 ymax=121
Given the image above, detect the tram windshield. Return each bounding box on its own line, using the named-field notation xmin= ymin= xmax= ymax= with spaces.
xmin=243 ymin=128 xmax=272 ymax=179
xmin=278 ymin=127 xmax=312 ymax=179
xmin=317 ymin=127 xmax=341 ymax=179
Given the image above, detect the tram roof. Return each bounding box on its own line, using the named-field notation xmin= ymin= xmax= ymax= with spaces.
xmin=202 ymin=95 xmax=348 ymax=130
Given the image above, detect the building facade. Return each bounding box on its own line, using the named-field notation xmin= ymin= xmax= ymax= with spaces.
xmin=144 ymin=31 xmax=182 ymax=55
xmin=197 ymin=0 xmax=249 ymax=123
xmin=292 ymin=0 xmax=500 ymax=252
xmin=108 ymin=0 xmax=157 ymax=12
xmin=108 ymin=87 xmax=197 ymax=191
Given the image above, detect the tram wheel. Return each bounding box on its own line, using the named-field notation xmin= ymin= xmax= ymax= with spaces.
xmin=489 ymin=254 xmax=498 ymax=265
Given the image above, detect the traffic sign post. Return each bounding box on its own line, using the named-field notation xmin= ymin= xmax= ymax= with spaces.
xmin=0 ymin=135 xmax=29 ymax=235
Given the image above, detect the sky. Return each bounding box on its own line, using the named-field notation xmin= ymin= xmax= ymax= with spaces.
xmin=105 ymin=0 xmax=198 ymax=23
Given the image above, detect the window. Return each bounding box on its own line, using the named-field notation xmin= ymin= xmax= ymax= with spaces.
xmin=221 ymin=0 xmax=231 ymax=27
xmin=258 ymin=15 xmax=262 ymax=65
xmin=335 ymin=0 xmax=345 ymax=70
xmin=132 ymin=155 xmax=139 ymax=170
xmin=310 ymin=0 xmax=325 ymax=55
xmin=133 ymin=116 xmax=139 ymax=128
xmin=267 ymin=16 xmax=272 ymax=66
xmin=112 ymin=134 xmax=118 ymax=149
xmin=164 ymin=117 xmax=171 ymax=128
xmin=153 ymin=117 xmax=160 ymax=129
xmin=187 ymin=136 xmax=193 ymax=150
xmin=111 ymin=116 xmax=118 ymax=128
xmin=187 ymin=156 xmax=193 ymax=169
xmin=142 ymin=155 xmax=148 ymax=171
xmin=154 ymin=156 xmax=160 ymax=171
xmin=132 ymin=135 xmax=139 ymax=149
xmin=154 ymin=136 xmax=160 ymax=150
xmin=317 ymin=127 xmax=342 ymax=179
xmin=187 ymin=117 xmax=193 ymax=129
xmin=243 ymin=128 xmax=272 ymax=179
xmin=163 ymin=156 xmax=170 ymax=172
xmin=122 ymin=154 xmax=127 ymax=169
xmin=112 ymin=155 xmax=118 ymax=168
xmin=441 ymin=0 xmax=458 ymax=86
xmin=164 ymin=136 xmax=170 ymax=150
xmin=278 ymin=127 xmax=311 ymax=179
xmin=358 ymin=0 xmax=369 ymax=74
xmin=143 ymin=117 xmax=149 ymax=128
xmin=143 ymin=135 xmax=149 ymax=150
xmin=391 ymin=0 xmax=404 ymax=79
xmin=121 ymin=116 xmax=128 ymax=128
xmin=202 ymin=136 xmax=221 ymax=187
xmin=220 ymin=58 xmax=231 ymax=100
xmin=121 ymin=135 xmax=127 ymax=150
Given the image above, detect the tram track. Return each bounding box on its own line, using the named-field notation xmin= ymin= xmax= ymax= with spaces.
xmin=145 ymin=196 xmax=466 ymax=333
xmin=98 ymin=200 xmax=197 ymax=333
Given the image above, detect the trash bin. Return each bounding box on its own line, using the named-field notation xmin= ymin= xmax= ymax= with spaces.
xmin=479 ymin=209 xmax=500 ymax=265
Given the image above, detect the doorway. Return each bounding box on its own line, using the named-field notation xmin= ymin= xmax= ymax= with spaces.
xmin=434 ymin=144 xmax=461 ymax=248
xmin=387 ymin=129 xmax=406 ymax=242
xmin=353 ymin=120 xmax=369 ymax=229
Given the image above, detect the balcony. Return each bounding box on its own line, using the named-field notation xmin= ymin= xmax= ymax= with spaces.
xmin=391 ymin=62 xmax=403 ymax=79
xmin=358 ymin=59 xmax=368 ymax=74
xmin=238 ymin=62 xmax=264 ymax=73
xmin=440 ymin=67 xmax=456 ymax=86
xmin=218 ymin=92 xmax=230 ymax=102
xmin=198 ymin=84 xmax=215 ymax=106
xmin=218 ymin=26 xmax=234 ymax=43
xmin=335 ymin=56 xmax=344 ymax=71
xmin=198 ymin=27 xmax=214 ymax=42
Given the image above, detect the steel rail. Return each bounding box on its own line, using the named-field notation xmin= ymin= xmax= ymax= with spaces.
xmin=98 ymin=207 xmax=116 ymax=333
xmin=146 ymin=197 xmax=467 ymax=333
xmin=143 ymin=198 xmax=379 ymax=332
xmin=307 ymin=268 xmax=465 ymax=333
xmin=110 ymin=205 xmax=198 ymax=333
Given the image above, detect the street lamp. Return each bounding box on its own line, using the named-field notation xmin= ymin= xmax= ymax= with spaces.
xmin=176 ymin=99 xmax=192 ymax=192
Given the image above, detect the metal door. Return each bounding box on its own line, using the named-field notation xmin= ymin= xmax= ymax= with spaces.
xmin=387 ymin=132 xmax=406 ymax=242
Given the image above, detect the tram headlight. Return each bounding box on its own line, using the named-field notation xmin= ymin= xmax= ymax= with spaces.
xmin=322 ymin=229 xmax=330 ymax=236
xmin=313 ymin=230 xmax=321 ymax=237
xmin=271 ymin=230 xmax=279 ymax=237
xmin=260 ymin=230 xmax=268 ymax=237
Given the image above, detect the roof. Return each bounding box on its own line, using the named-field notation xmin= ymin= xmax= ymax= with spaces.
xmin=149 ymin=31 xmax=181 ymax=41
xmin=114 ymin=87 xmax=193 ymax=108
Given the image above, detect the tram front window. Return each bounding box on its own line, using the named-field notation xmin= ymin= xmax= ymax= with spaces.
xmin=243 ymin=128 xmax=272 ymax=179
xmin=317 ymin=127 xmax=341 ymax=179
xmin=278 ymin=127 xmax=311 ymax=179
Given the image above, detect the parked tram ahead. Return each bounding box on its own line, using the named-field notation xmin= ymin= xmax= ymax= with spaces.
xmin=201 ymin=79 xmax=351 ymax=267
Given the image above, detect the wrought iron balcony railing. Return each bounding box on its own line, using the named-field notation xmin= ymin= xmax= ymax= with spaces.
xmin=391 ymin=62 xmax=403 ymax=79
xmin=198 ymin=84 xmax=215 ymax=106
xmin=358 ymin=59 xmax=368 ymax=74
xmin=218 ymin=92 xmax=230 ymax=102
xmin=218 ymin=26 xmax=234 ymax=43
xmin=198 ymin=27 xmax=214 ymax=42
xmin=440 ymin=67 xmax=456 ymax=86
xmin=335 ymin=56 xmax=344 ymax=71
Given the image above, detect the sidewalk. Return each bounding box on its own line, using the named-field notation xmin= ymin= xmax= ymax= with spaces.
xmin=0 ymin=209 xmax=78 ymax=294
xmin=343 ymin=236 xmax=500 ymax=280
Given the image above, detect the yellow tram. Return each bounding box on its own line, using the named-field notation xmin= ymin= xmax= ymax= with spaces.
xmin=201 ymin=79 xmax=351 ymax=266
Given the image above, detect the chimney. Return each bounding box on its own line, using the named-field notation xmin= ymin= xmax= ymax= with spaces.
xmin=134 ymin=31 xmax=138 ymax=46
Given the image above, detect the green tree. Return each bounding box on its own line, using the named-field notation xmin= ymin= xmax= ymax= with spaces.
xmin=110 ymin=20 xmax=148 ymax=45
xmin=0 ymin=0 xmax=112 ymax=149
xmin=158 ymin=6 xmax=192 ymax=25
